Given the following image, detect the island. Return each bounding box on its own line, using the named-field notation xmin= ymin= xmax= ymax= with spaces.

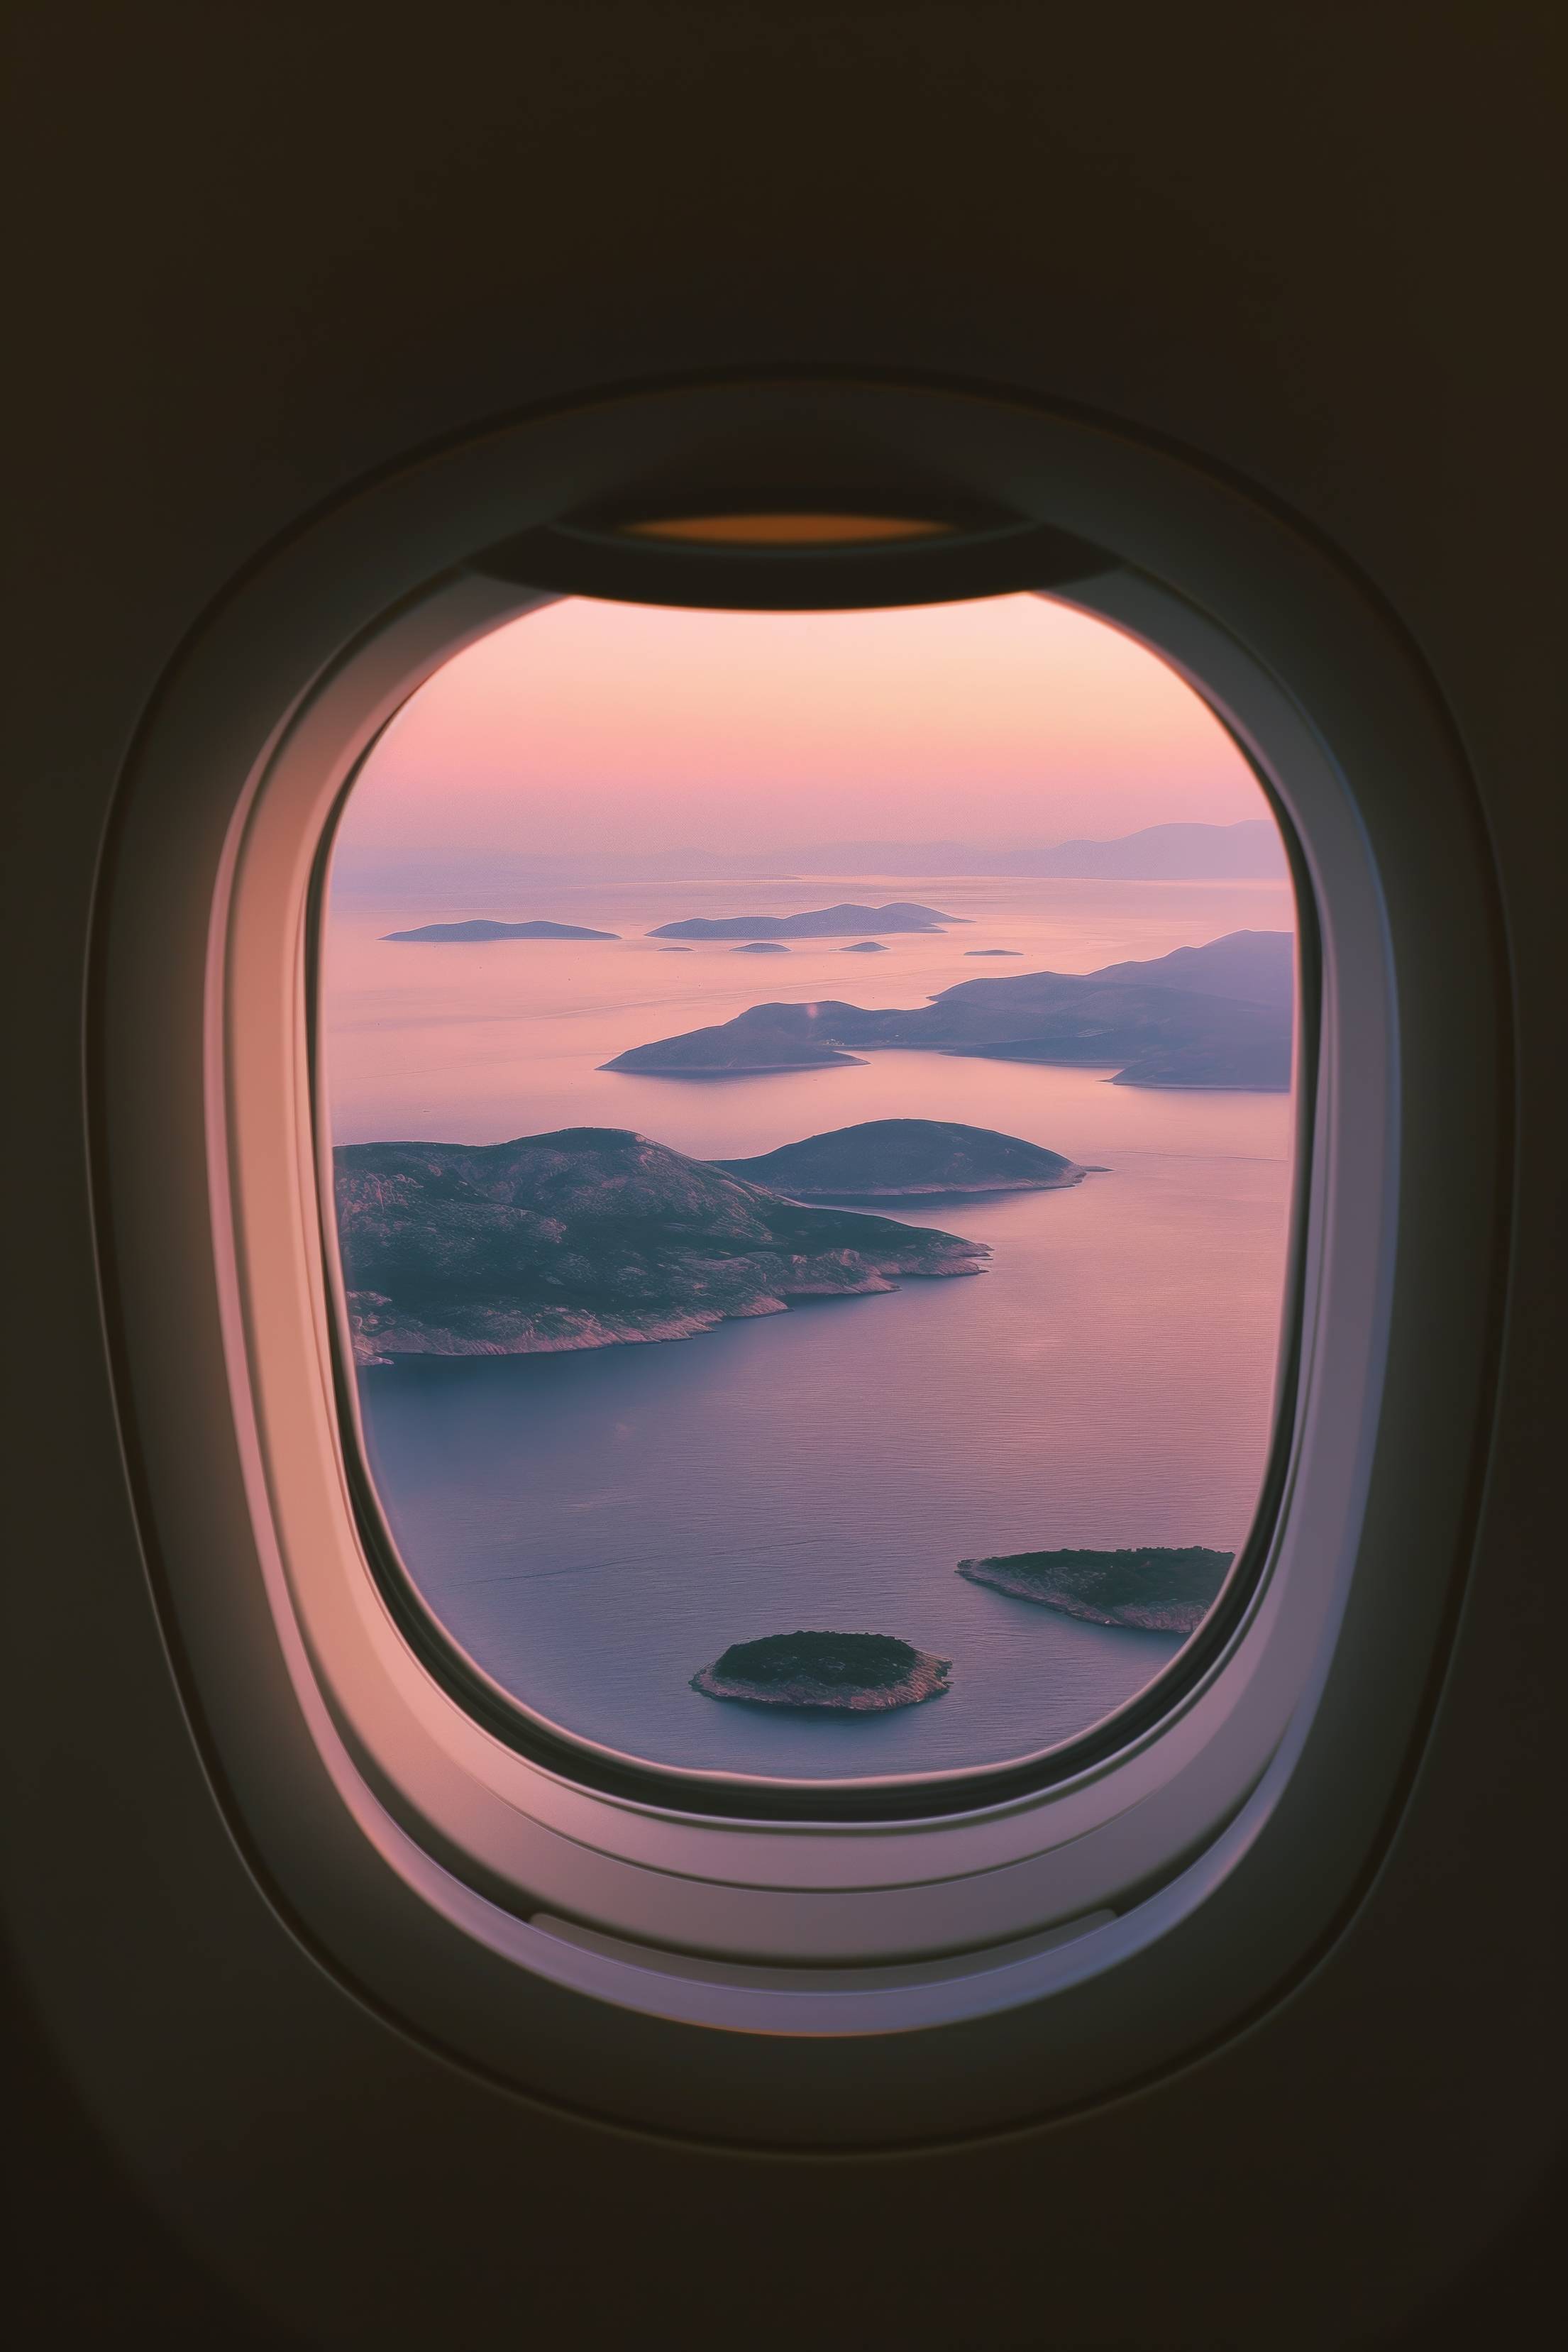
xmin=648 ymin=900 xmax=964 ymax=940
xmin=658 ymin=945 xmax=692 ymax=952
xmin=1110 ymin=1039 xmax=1291 ymax=1088
xmin=713 ymin=1117 xmax=1085 ymax=1197
xmin=603 ymin=930 xmax=1293 ymax=1089
xmin=382 ymin=918 xmax=620 ymax=942
xmin=691 ymin=1630 xmax=951 ymax=1711
xmin=336 ymin=1127 xmax=987 ymax=1363
xmin=841 ymin=940 xmax=888 ymax=953
xmin=602 ymin=1002 xmax=869 ymax=1073
xmin=956 ymin=1546 xmax=1233 ymax=1633
xmin=731 ymin=940 xmax=790 ymax=953
xmin=966 ymin=947 xmax=1021 ymax=956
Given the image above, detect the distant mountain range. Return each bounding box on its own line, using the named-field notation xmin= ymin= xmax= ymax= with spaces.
xmin=383 ymin=917 xmax=619 ymax=942
xmin=603 ymin=929 xmax=1295 ymax=1090
xmin=739 ymin=821 xmax=1288 ymax=880
xmin=333 ymin=819 xmax=1288 ymax=901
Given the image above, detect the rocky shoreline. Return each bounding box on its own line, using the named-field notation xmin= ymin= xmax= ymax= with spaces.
xmin=347 ymin=1236 xmax=979 ymax=1364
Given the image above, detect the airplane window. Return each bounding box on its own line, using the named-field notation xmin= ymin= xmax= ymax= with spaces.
xmin=319 ymin=591 xmax=1303 ymax=1794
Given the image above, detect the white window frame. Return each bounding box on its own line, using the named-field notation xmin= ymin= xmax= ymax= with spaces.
xmin=92 ymin=380 xmax=1504 ymax=2143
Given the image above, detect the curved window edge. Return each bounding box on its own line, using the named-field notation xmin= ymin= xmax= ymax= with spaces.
xmin=304 ymin=592 xmax=1322 ymax=1826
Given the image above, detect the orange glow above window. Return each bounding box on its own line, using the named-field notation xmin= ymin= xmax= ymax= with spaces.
xmin=617 ymin=512 xmax=956 ymax=548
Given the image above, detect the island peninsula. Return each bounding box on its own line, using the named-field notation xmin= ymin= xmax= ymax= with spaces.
xmin=602 ymin=1002 xmax=869 ymax=1073
xmin=603 ymin=931 xmax=1293 ymax=1089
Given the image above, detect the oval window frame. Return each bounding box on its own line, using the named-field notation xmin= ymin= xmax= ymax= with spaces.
xmin=90 ymin=376 xmax=1506 ymax=2143
xmin=309 ymin=591 xmax=1320 ymax=1826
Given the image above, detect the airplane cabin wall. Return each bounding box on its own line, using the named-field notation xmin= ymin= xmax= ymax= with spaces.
xmin=4 ymin=6 xmax=1563 ymax=2347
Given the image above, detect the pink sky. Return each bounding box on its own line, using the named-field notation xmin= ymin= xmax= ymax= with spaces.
xmin=343 ymin=592 xmax=1266 ymax=856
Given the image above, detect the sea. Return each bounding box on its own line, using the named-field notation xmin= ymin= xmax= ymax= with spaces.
xmin=324 ymin=869 xmax=1296 ymax=1783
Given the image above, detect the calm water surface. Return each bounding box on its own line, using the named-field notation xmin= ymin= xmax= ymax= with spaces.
xmin=327 ymin=873 xmax=1296 ymax=1780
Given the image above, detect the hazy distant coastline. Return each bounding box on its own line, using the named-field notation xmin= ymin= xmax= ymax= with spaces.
xmin=333 ymin=819 xmax=1288 ymax=901
xmin=384 ymin=917 xmax=619 ymax=942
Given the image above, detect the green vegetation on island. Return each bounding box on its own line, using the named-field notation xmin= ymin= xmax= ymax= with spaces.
xmin=956 ymin=1546 xmax=1233 ymax=1633
xmin=692 ymin=1630 xmax=951 ymax=1711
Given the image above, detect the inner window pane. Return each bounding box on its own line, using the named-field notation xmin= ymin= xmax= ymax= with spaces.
xmin=322 ymin=593 xmax=1298 ymax=1783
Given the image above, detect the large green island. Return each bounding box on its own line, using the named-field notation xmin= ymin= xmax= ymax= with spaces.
xmin=956 ymin=1546 xmax=1233 ymax=1633
xmin=692 ymin=1630 xmax=951 ymax=1711
xmin=336 ymin=1127 xmax=986 ymax=1363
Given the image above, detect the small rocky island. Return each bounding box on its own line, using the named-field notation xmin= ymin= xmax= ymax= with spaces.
xmin=714 ymin=1117 xmax=1085 ymax=1198
xmin=957 ymin=1546 xmax=1233 ymax=1633
xmin=731 ymin=940 xmax=790 ymax=953
xmin=383 ymin=918 xmax=619 ymax=942
xmin=649 ymin=900 xmax=963 ymax=940
xmin=336 ymin=1127 xmax=986 ymax=1362
xmin=841 ymin=940 xmax=888 ymax=952
xmin=692 ymin=1630 xmax=951 ymax=1711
